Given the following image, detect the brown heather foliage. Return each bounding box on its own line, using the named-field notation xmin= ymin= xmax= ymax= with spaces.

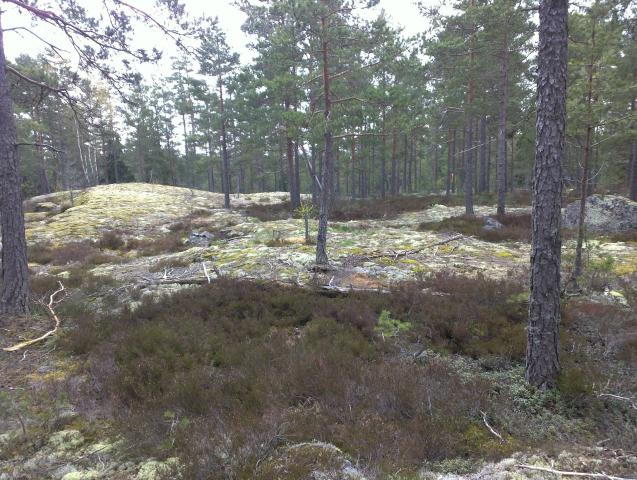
xmin=53 ymin=273 xmax=637 ymax=478
xmin=244 ymin=193 xmax=530 ymax=223
xmin=419 ymin=214 xmax=533 ymax=243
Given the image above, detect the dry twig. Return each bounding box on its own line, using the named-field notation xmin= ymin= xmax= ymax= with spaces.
xmin=480 ymin=410 xmax=504 ymax=442
xmin=3 ymin=282 xmax=66 ymax=352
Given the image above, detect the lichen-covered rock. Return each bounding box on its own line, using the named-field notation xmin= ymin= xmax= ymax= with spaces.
xmin=563 ymin=194 xmax=637 ymax=233
xmin=255 ymin=442 xmax=367 ymax=480
xmin=60 ymin=470 xmax=99 ymax=480
xmin=136 ymin=458 xmax=180 ymax=480
xmin=484 ymin=217 xmax=504 ymax=231
xmin=48 ymin=429 xmax=85 ymax=452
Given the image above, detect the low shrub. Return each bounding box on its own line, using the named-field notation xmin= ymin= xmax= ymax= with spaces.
xmin=149 ymin=257 xmax=191 ymax=273
xmin=28 ymin=241 xmax=102 ymax=265
xmin=125 ymin=233 xmax=186 ymax=256
xmin=419 ymin=214 xmax=532 ymax=243
xmin=97 ymin=230 xmax=125 ymax=250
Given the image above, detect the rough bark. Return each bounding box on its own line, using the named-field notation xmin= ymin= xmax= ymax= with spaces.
xmin=526 ymin=0 xmax=568 ymax=389
xmin=0 ymin=11 xmax=30 ymax=314
xmin=315 ymin=9 xmax=333 ymax=266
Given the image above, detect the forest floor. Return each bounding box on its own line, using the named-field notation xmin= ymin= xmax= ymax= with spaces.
xmin=0 ymin=183 xmax=636 ymax=479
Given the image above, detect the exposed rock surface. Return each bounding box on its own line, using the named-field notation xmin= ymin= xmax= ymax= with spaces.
xmin=563 ymin=194 xmax=637 ymax=233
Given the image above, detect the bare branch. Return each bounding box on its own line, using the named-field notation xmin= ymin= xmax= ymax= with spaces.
xmin=3 ymin=282 xmax=66 ymax=352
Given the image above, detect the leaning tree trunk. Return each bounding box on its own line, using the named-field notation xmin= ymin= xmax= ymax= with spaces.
xmin=315 ymin=10 xmax=333 ymax=266
xmin=526 ymin=0 xmax=568 ymax=390
xmin=0 ymin=12 xmax=30 ymax=315
xmin=497 ymin=35 xmax=509 ymax=216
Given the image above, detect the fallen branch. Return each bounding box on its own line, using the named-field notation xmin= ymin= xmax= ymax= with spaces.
xmin=516 ymin=464 xmax=637 ymax=480
xmin=365 ymin=235 xmax=464 ymax=260
xmin=3 ymin=282 xmax=66 ymax=352
xmin=202 ymin=262 xmax=211 ymax=283
xmin=597 ymin=393 xmax=637 ymax=410
xmin=480 ymin=410 xmax=504 ymax=442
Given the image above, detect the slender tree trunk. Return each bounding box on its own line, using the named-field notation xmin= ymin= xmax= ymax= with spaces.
xmin=446 ymin=128 xmax=452 ymax=196
xmin=350 ymin=136 xmax=357 ymax=199
xmin=574 ymin=19 xmax=596 ymax=279
xmin=630 ymin=139 xmax=637 ymax=201
xmin=316 ymin=9 xmax=333 ymax=266
xmin=527 ymin=0 xmax=568 ymax=389
xmin=311 ymin=144 xmax=318 ymax=206
xmin=0 ymin=12 xmax=29 ymax=314
xmin=286 ymin=134 xmax=297 ymax=209
xmin=219 ymin=78 xmax=230 ymax=208
xmin=381 ymin=110 xmax=387 ymax=199
xmin=629 ymin=99 xmax=637 ymax=201
xmin=497 ymin=35 xmax=509 ymax=215
xmin=479 ymin=116 xmax=487 ymax=193
xmin=486 ymin=135 xmax=491 ymax=192
xmin=465 ymin=121 xmax=475 ymax=215
xmin=402 ymin=134 xmax=408 ymax=193
xmin=390 ymin=129 xmax=398 ymax=196
xmin=294 ymin=142 xmax=301 ymax=204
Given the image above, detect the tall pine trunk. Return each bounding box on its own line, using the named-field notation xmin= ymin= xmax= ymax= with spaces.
xmin=315 ymin=9 xmax=333 ymax=266
xmin=0 ymin=11 xmax=29 ymax=314
xmin=574 ymin=19 xmax=596 ymax=279
xmin=478 ymin=116 xmax=487 ymax=193
xmin=497 ymin=34 xmax=509 ymax=215
xmin=219 ymin=78 xmax=230 ymax=208
xmin=526 ymin=0 xmax=568 ymax=389
xmin=465 ymin=121 xmax=475 ymax=215
xmin=629 ymin=99 xmax=637 ymax=201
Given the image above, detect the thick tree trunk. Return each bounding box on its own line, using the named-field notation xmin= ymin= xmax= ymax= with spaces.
xmin=527 ymin=0 xmax=568 ymax=389
xmin=0 ymin=12 xmax=29 ymax=314
xmin=497 ymin=37 xmax=509 ymax=215
xmin=316 ymin=10 xmax=333 ymax=266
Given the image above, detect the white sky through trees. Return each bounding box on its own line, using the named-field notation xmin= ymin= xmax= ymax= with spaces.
xmin=4 ymin=0 xmax=425 ymax=71
xmin=2 ymin=0 xmax=427 ymax=146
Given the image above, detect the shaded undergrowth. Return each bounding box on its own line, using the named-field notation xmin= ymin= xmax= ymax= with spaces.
xmin=244 ymin=192 xmax=533 ymax=223
xmin=418 ymin=214 xmax=532 ymax=243
xmin=50 ymin=273 xmax=636 ymax=478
